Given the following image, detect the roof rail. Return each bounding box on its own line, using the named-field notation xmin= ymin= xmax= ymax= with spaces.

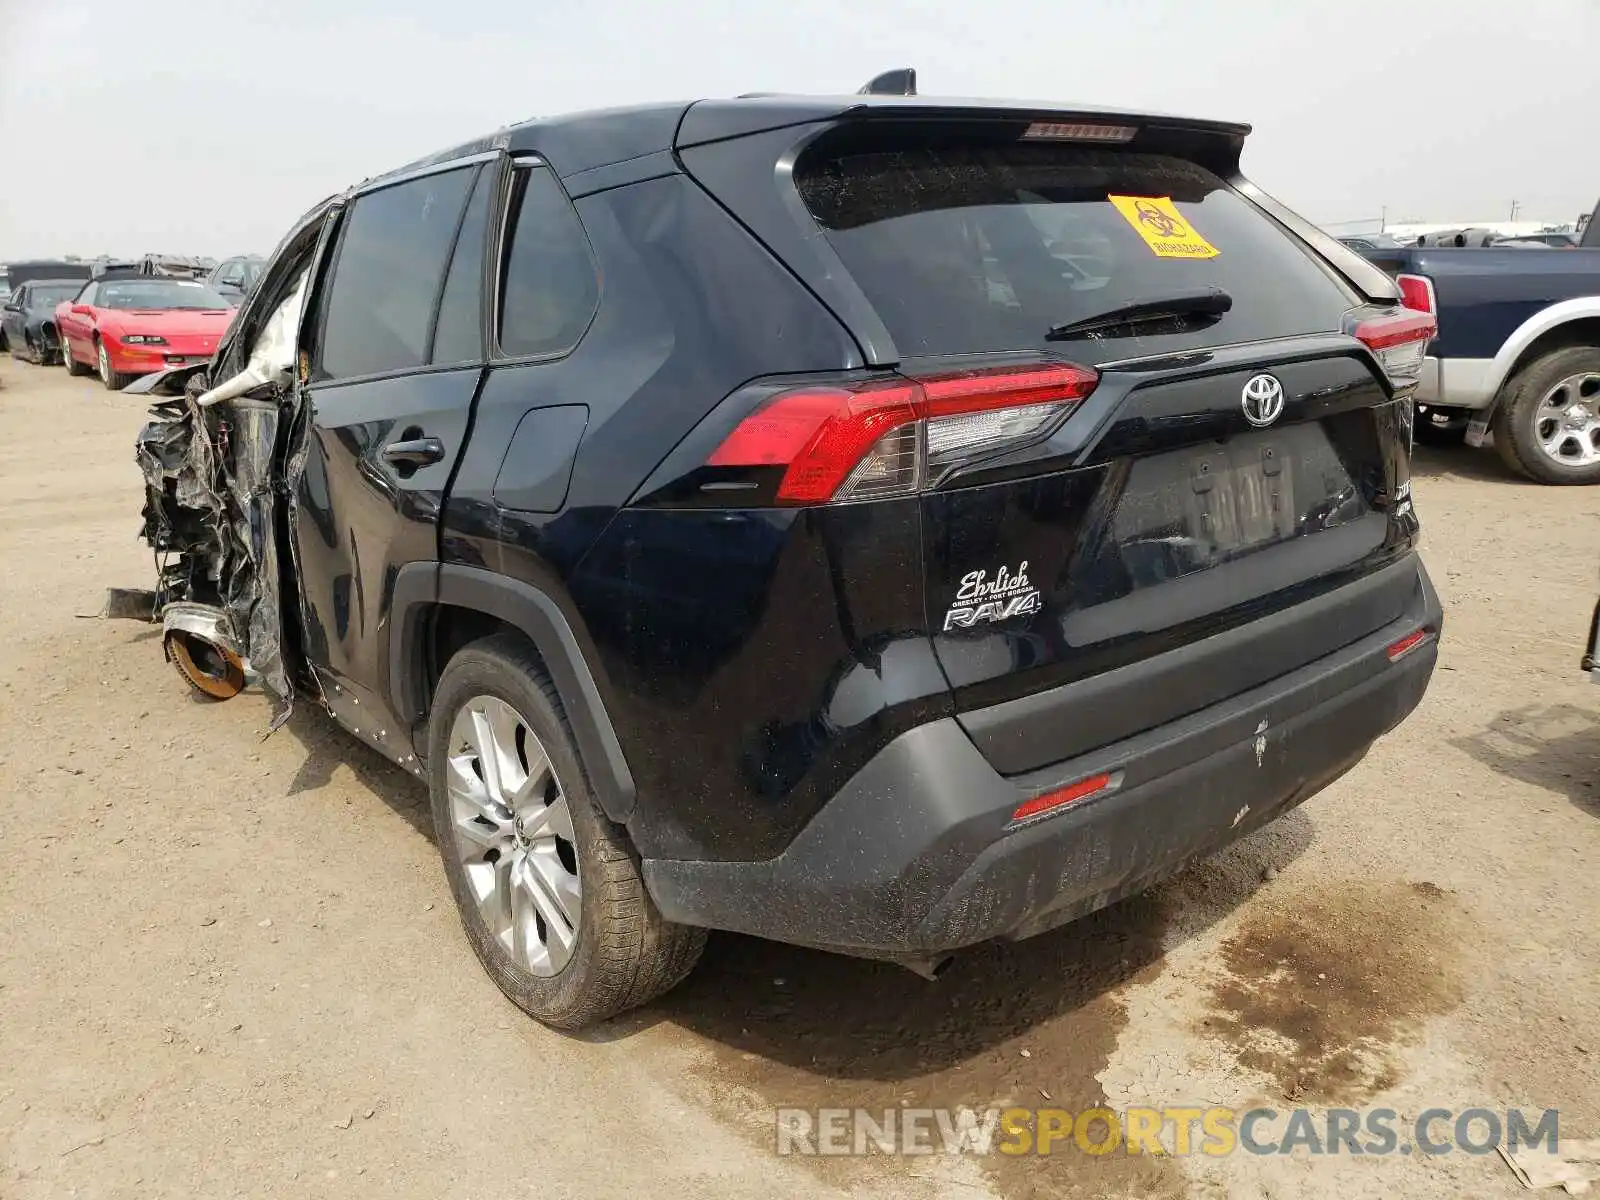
xmin=857 ymin=68 xmax=916 ymax=96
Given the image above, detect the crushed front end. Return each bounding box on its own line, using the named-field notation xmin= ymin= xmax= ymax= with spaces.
xmin=128 ymin=212 xmax=323 ymax=726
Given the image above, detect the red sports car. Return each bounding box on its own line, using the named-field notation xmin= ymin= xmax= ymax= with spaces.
xmin=57 ymin=278 xmax=236 ymax=390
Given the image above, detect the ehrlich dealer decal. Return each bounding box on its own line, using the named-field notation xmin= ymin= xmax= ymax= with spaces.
xmin=943 ymin=561 xmax=1043 ymax=632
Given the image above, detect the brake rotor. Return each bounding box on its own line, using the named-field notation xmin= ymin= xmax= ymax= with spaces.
xmin=165 ymin=630 xmax=246 ymax=700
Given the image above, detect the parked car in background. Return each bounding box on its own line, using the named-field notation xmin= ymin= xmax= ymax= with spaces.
xmin=0 ymin=263 xmax=91 ymax=353
xmin=129 ymin=84 xmax=1440 ymax=1028
xmin=1363 ymin=214 xmax=1600 ymax=483
xmin=206 ymin=255 xmax=264 ymax=301
xmin=1497 ymin=231 xmax=1580 ymax=249
xmin=58 ymin=277 xmax=236 ymax=390
xmin=2 ymin=279 xmax=85 ymax=363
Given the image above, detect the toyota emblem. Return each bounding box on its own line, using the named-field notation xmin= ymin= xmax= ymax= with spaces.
xmin=1241 ymin=374 xmax=1285 ymax=427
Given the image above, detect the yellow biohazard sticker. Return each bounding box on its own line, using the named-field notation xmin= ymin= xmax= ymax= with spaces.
xmin=1108 ymin=195 xmax=1219 ymax=259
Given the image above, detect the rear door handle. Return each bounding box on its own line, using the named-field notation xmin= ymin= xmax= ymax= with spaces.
xmin=382 ymin=436 xmax=446 ymax=467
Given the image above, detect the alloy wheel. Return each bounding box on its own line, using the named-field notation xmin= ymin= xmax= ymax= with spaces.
xmin=446 ymin=696 xmax=581 ymax=976
xmin=97 ymin=341 xmax=111 ymax=384
xmin=1533 ymin=372 xmax=1600 ymax=468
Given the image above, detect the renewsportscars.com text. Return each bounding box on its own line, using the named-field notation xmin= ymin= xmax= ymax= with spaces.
xmin=774 ymin=1106 xmax=1560 ymax=1158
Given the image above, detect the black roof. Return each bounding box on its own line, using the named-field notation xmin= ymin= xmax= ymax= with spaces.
xmin=357 ymin=94 xmax=1250 ymax=195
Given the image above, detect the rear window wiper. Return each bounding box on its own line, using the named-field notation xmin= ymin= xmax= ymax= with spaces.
xmin=1045 ymin=287 xmax=1233 ymax=341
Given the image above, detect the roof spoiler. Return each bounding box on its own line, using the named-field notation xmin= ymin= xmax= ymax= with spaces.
xmin=858 ymin=68 xmax=916 ymax=96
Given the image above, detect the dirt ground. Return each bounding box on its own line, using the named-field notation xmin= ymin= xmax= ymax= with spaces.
xmin=2 ymin=355 xmax=1597 ymax=1200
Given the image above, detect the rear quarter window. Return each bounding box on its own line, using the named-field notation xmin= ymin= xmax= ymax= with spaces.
xmin=796 ymin=138 xmax=1353 ymax=361
xmin=495 ymin=166 xmax=599 ymax=359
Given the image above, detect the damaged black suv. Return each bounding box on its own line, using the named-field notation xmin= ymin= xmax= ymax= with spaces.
xmin=132 ymin=82 xmax=1442 ymax=1028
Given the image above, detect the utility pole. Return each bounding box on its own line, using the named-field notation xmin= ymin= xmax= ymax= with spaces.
xmin=1510 ymin=199 xmax=1520 ymax=221
xmin=1381 ymin=205 xmax=1387 ymax=233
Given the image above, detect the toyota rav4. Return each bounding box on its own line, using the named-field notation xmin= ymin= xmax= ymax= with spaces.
xmin=129 ymin=81 xmax=1442 ymax=1028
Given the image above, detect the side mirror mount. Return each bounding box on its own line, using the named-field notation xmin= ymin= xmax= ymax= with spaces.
xmin=71 ymin=304 xmax=93 ymax=315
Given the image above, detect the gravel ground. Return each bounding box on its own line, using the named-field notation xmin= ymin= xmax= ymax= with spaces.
xmin=2 ymin=355 xmax=1597 ymax=1199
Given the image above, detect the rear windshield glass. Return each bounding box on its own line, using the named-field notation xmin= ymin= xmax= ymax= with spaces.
xmin=796 ymin=139 xmax=1351 ymax=360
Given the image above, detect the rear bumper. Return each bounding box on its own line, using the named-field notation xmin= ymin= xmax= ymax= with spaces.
xmin=644 ymin=558 xmax=1442 ymax=958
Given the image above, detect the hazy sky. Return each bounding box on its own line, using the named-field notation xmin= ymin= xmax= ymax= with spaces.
xmin=2 ymin=0 xmax=1595 ymax=259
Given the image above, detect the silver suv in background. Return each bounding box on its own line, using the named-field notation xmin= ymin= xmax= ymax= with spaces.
xmin=206 ymin=255 xmax=264 ymax=301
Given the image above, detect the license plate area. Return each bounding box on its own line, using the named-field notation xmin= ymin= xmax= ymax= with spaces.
xmin=1182 ymin=437 xmax=1295 ymax=557
xmin=1091 ymin=424 xmax=1369 ymax=594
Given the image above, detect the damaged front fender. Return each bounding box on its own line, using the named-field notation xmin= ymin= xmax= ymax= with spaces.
xmin=132 ymin=271 xmax=308 ymax=725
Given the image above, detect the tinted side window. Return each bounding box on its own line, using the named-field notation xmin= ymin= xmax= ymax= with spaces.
xmin=319 ymin=167 xmax=473 ymax=381
xmin=77 ymin=283 xmax=97 ymax=306
xmin=497 ymin=166 xmax=598 ymax=358
xmin=431 ymin=166 xmax=491 ymax=365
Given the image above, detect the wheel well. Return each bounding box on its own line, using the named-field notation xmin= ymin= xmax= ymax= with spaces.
xmin=424 ymin=603 xmax=545 ymax=712
xmin=1504 ymin=317 xmax=1600 ymax=390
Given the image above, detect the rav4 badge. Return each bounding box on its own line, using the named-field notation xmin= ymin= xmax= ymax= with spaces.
xmin=943 ymin=561 xmax=1043 ymax=632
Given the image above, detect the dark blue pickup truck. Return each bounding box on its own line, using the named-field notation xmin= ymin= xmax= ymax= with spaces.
xmin=1364 ymin=220 xmax=1600 ymax=483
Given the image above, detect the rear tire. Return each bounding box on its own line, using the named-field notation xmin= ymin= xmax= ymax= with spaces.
xmin=1493 ymin=345 xmax=1600 ymax=484
xmin=428 ymin=634 xmax=705 ymax=1029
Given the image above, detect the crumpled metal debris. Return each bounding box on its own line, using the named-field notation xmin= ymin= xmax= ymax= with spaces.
xmin=133 ymin=276 xmax=307 ymax=726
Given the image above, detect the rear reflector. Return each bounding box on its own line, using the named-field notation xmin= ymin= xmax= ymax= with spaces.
xmin=1021 ymin=121 xmax=1136 ymax=143
xmin=1395 ymin=273 xmax=1436 ymax=315
xmin=1353 ymin=308 xmax=1437 ymax=388
xmin=1012 ymin=772 xmax=1116 ymax=824
xmin=708 ymin=363 xmax=1099 ymax=505
xmin=1386 ymin=628 xmax=1436 ymax=662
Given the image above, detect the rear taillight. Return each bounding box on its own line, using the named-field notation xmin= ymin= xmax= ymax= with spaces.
xmin=1353 ymin=308 xmax=1437 ymax=389
xmin=1395 ymin=273 xmax=1436 ymax=315
xmin=707 ymin=363 xmax=1098 ymax=505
